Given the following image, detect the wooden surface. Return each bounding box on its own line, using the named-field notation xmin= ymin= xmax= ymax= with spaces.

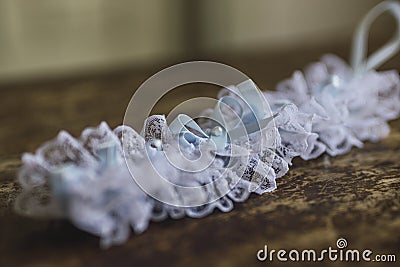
xmin=0 ymin=44 xmax=399 ymax=267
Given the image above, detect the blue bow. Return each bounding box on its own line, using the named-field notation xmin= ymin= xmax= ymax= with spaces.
xmin=168 ymin=79 xmax=276 ymax=154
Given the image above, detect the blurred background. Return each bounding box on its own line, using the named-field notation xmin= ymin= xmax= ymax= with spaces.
xmin=0 ymin=0 xmax=393 ymax=84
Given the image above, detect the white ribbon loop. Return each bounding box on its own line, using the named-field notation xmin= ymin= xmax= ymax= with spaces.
xmin=351 ymin=0 xmax=400 ymax=72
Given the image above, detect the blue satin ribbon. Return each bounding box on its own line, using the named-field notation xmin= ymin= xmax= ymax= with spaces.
xmin=167 ymin=79 xmax=276 ymax=154
xmin=351 ymin=1 xmax=400 ymax=73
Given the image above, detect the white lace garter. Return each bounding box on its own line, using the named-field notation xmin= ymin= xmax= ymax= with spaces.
xmin=15 ymin=1 xmax=400 ymax=248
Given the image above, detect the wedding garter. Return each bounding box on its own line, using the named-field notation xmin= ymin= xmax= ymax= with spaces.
xmin=15 ymin=1 xmax=400 ymax=248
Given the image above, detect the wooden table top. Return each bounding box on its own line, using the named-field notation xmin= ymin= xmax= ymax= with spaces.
xmin=0 ymin=43 xmax=399 ymax=267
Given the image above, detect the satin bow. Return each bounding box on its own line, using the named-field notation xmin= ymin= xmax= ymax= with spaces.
xmin=168 ymin=79 xmax=276 ymax=154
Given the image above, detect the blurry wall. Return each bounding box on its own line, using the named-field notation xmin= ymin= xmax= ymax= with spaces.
xmin=0 ymin=0 xmax=387 ymax=83
xmin=201 ymin=0 xmax=385 ymax=51
xmin=0 ymin=0 xmax=184 ymax=82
